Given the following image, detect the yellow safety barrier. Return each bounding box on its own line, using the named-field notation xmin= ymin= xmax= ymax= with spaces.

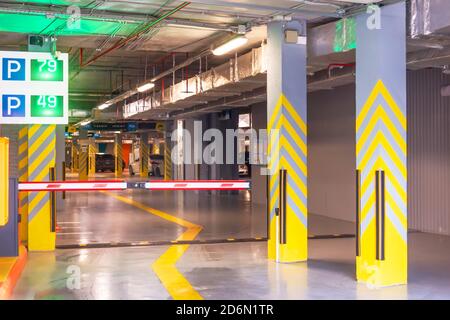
xmin=0 ymin=138 xmax=9 ymax=226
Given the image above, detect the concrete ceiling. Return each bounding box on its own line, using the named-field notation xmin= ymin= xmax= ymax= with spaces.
xmin=0 ymin=0 xmax=405 ymax=123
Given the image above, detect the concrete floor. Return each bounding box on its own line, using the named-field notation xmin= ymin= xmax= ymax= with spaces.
xmin=9 ymin=181 xmax=450 ymax=299
xmin=11 ymin=232 xmax=450 ymax=300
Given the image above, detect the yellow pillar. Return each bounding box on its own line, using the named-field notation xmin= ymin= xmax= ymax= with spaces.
xmin=114 ymin=134 xmax=123 ymax=178
xmin=0 ymin=137 xmax=9 ymax=227
xmin=267 ymin=21 xmax=308 ymax=263
xmin=164 ymin=142 xmax=172 ymax=181
xmin=88 ymin=141 xmax=97 ymax=177
xmin=27 ymin=124 xmax=56 ymax=251
xmin=78 ymin=141 xmax=88 ymax=180
xmin=355 ymin=3 xmax=407 ymax=287
xmin=140 ymin=133 xmax=149 ymax=177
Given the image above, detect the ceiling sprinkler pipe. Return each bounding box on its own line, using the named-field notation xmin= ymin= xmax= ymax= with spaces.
xmin=80 ymin=1 xmax=191 ymax=68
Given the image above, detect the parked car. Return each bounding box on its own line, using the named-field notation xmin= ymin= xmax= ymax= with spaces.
xmin=129 ymin=154 xmax=164 ymax=177
xmin=95 ymin=153 xmax=124 ymax=172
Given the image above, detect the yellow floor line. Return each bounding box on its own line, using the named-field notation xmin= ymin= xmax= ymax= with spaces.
xmin=103 ymin=192 xmax=204 ymax=300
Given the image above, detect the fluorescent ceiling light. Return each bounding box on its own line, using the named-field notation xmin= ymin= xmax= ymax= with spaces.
xmin=98 ymin=102 xmax=111 ymax=110
xmin=80 ymin=119 xmax=92 ymax=126
xmin=137 ymin=82 xmax=155 ymax=92
xmin=212 ymin=36 xmax=248 ymax=56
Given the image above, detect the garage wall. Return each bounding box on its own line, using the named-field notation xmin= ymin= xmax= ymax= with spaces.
xmin=306 ymin=69 xmax=450 ymax=236
xmin=408 ymin=69 xmax=450 ymax=235
xmin=308 ymin=84 xmax=356 ymax=222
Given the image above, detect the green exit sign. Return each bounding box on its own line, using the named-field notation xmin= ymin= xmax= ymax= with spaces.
xmin=30 ymin=95 xmax=64 ymax=117
xmin=30 ymin=59 xmax=64 ymax=81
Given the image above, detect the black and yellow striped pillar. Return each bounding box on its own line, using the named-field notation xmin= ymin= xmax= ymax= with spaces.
xmin=71 ymin=143 xmax=79 ymax=173
xmin=114 ymin=134 xmax=123 ymax=178
xmin=140 ymin=133 xmax=149 ymax=177
xmin=152 ymin=141 xmax=160 ymax=155
xmin=27 ymin=124 xmax=56 ymax=251
xmin=88 ymin=141 xmax=97 ymax=177
xmin=78 ymin=142 xmax=88 ymax=180
xmin=18 ymin=127 xmax=29 ymax=244
xmin=267 ymin=20 xmax=308 ymax=263
xmin=164 ymin=141 xmax=172 ymax=181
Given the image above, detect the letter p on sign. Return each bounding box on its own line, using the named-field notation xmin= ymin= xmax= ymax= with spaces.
xmin=2 ymin=95 xmax=25 ymax=117
xmin=2 ymin=58 xmax=25 ymax=81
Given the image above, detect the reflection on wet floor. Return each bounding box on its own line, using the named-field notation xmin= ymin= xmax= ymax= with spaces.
xmin=56 ymin=189 xmax=266 ymax=246
xmin=11 ymin=231 xmax=450 ymax=300
xmin=12 ymin=173 xmax=450 ymax=300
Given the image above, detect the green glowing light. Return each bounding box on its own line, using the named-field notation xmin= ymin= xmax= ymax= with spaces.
xmin=333 ymin=18 xmax=356 ymax=53
xmin=31 ymin=59 xmax=63 ymax=81
xmin=30 ymin=95 xmax=64 ymax=117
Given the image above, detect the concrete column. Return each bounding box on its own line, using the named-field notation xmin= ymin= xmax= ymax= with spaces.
xmin=267 ymin=20 xmax=308 ymax=263
xmin=88 ymin=139 xmax=97 ymax=177
xmin=355 ymin=2 xmax=407 ymax=286
xmin=140 ymin=132 xmax=149 ymax=177
xmin=27 ymin=124 xmax=56 ymax=251
xmin=78 ymin=129 xmax=88 ymax=180
xmin=114 ymin=133 xmax=123 ymax=178
xmin=164 ymin=121 xmax=174 ymax=180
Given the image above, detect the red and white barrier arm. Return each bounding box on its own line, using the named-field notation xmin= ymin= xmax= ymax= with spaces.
xmin=18 ymin=180 xmax=127 ymax=192
xmin=145 ymin=180 xmax=250 ymax=190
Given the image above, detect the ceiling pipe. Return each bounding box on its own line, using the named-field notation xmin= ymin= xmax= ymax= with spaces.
xmin=80 ymin=2 xmax=191 ymax=68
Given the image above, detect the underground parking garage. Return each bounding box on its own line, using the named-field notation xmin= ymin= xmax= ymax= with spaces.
xmin=1 ymin=0 xmax=450 ymax=308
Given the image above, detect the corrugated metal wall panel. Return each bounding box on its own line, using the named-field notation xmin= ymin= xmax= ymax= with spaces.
xmin=408 ymin=69 xmax=450 ymax=235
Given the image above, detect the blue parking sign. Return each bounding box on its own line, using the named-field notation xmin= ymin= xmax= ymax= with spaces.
xmin=2 ymin=94 xmax=25 ymax=117
xmin=2 ymin=58 xmax=25 ymax=81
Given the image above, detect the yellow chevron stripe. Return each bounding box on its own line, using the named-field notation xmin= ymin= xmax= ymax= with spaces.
xmin=28 ymin=192 xmax=47 ymax=213
xmin=356 ymin=80 xmax=406 ymax=132
xmin=268 ymin=95 xmax=283 ymax=130
xmin=281 ymin=157 xmax=307 ymax=197
xmin=281 ymin=115 xmax=307 ymax=156
xmin=359 ymin=132 xmax=406 ymax=179
xmin=280 ymin=136 xmax=307 ymax=176
xmin=28 ymin=124 xmax=41 ymax=138
xmin=386 ymin=193 xmax=407 ymax=228
xmin=18 ymin=158 xmax=27 ymax=170
xmin=267 ymin=113 xmax=282 ymax=152
xmin=360 ymin=190 xmax=375 ymax=222
xmin=28 ymin=126 xmax=54 ymax=157
xmin=281 ymin=94 xmax=307 ymax=135
xmin=286 ymin=184 xmax=307 ymax=216
xmin=357 ymin=105 xmax=406 ymax=156
xmin=360 ymin=157 xmax=407 ymax=206
xmin=18 ymin=142 xmax=27 ymax=155
xmin=19 ymin=127 xmax=27 ymax=138
xmin=378 ymin=80 xmax=406 ymax=130
xmin=28 ymin=139 xmax=55 ymax=177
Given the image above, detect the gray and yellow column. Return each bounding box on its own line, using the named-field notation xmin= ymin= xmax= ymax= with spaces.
xmin=18 ymin=127 xmax=29 ymax=244
xmin=140 ymin=133 xmax=149 ymax=177
xmin=267 ymin=20 xmax=308 ymax=263
xmin=88 ymin=140 xmax=97 ymax=177
xmin=114 ymin=133 xmax=123 ymax=178
xmin=355 ymin=2 xmax=407 ymax=286
xmin=27 ymin=124 xmax=56 ymax=251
